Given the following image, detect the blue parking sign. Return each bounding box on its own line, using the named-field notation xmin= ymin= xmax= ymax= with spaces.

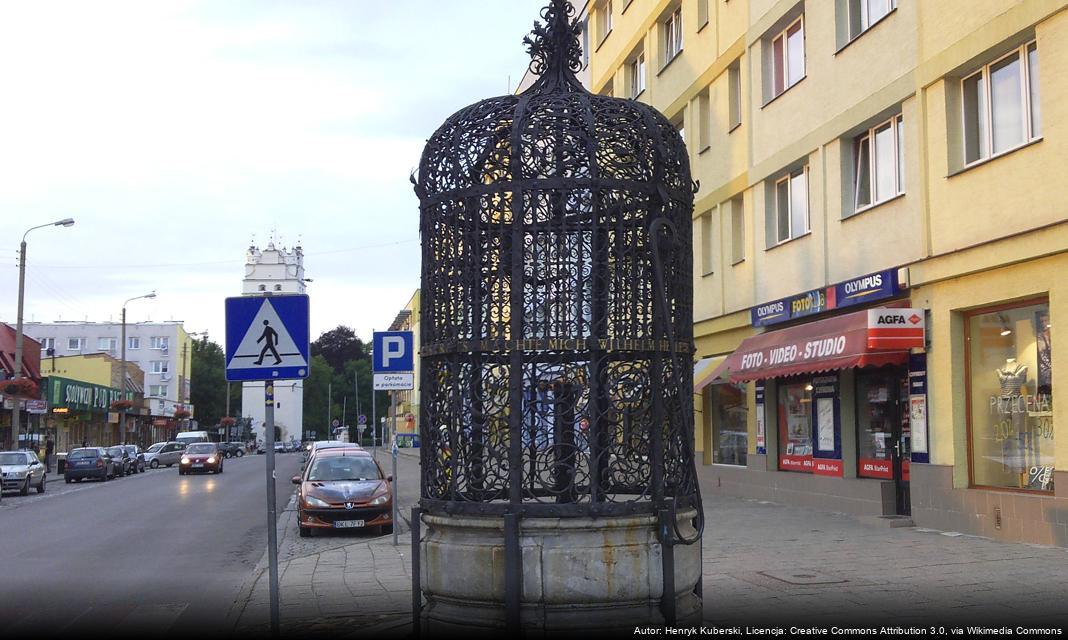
xmin=373 ymin=331 xmax=413 ymax=372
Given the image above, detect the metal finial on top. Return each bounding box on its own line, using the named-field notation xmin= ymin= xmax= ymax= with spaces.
xmin=522 ymin=0 xmax=583 ymax=89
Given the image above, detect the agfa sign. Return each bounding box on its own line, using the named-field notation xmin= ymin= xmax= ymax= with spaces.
xmin=867 ymin=308 xmax=925 ymax=349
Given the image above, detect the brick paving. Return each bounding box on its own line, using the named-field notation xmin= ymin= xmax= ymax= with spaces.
xmin=228 ymin=450 xmax=1068 ymax=635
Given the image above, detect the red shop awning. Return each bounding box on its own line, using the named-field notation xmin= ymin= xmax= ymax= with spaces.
xmin=724 ymin=308 xmax=911 ymax=382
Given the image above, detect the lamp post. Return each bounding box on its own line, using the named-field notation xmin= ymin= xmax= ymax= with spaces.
xmin=11 ymin=218 xmax=75 ymax=450
xmin=121 ymin=292 xmax=156 ymax=445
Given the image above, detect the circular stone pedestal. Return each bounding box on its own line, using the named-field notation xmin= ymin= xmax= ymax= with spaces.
xmin=420 ymin=510 xmax=701 ymax=634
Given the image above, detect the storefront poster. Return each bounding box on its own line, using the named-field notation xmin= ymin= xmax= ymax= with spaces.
xmin=817 ymin=397 xmax=835 ymax=451
xmin=910 ymin=397 xmax=927 ymax=453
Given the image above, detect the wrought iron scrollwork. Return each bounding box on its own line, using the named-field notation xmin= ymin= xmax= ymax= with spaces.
xmin=416 ymin=0 xmax=698 ymax=521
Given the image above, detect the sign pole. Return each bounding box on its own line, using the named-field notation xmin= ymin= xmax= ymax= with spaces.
xmin=371 ymin=373 xmax=377 ymax=456
xmin=392 ymin=434 xmax=399 ymax=547
xmin=265 ymin=381 xmax=280 ymax=637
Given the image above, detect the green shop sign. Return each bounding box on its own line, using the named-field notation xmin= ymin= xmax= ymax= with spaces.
xmin=47 ymin=376 xmax=131 ymax=412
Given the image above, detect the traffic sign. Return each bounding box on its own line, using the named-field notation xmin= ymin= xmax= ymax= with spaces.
xmin=374 ymin=372 xmax=414 ymax=390
xmin=225 ymin=295 xmax=310 ymax=382
xmin=373 ymin=331 xmax=414 ymax=373
xmin=358 ymin=414 xmax=367 ymax=425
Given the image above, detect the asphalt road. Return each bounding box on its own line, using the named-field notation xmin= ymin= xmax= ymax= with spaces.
xmin=0 ymin=451 xmax=302 ymax=635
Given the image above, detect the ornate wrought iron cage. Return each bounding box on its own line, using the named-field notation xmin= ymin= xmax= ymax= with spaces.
xmin=415 ymin=0 xmax=697 ymax=519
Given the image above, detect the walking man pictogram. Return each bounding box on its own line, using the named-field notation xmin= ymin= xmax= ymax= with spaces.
xmin=254 ymin=320 xmax=282 ymax=365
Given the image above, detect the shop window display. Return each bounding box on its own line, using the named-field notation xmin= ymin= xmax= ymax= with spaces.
xmin=711 ymin=382 xmax=748 ymax=466
xmin=967 ymin=301 xmax=1053 ymax=491
xmin=778 ymin=380 xmax=813 ymax=472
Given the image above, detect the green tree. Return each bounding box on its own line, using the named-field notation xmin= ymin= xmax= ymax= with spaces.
xmin=302 ymin=355 xmax=336 ymax=440
xmin=311 ymin=325 xmax=366 ymax=373
xmin=190 ymin=336 xmax=226 ymax=428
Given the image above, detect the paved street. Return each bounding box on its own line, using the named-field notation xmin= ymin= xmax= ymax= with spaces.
xmin=0 ymin=452 xmax=302 ymax=635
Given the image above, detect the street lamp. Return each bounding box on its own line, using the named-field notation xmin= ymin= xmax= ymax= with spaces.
xmin=120 ymin=292 xmax=156 ymax=445
xmin=11 ymin=218 xmax=75 ymax=450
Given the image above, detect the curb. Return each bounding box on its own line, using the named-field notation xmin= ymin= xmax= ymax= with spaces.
xmin=224 ymin=493 xmax=297 ymax=631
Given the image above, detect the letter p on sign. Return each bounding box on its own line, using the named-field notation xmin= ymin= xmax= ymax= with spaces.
xmin=373 ymin=331 xmax=414 ymax=373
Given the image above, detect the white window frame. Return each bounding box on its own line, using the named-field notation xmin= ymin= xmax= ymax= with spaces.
xmin=773 ymin=167 xmax=809 ymax=245
xmin=853 ymin=114 xmax=905 ymax=214
xmin=961 ymin=41 xmax=1041 ymax=167
xmin=150 ymin=336 xmax=169 ymax=350
xmin=769 ymin=15 xmax=805 ymax=101
xmin=151 ymin=360 xmax=169 ymax=375
xmin=697 ymin=0 xmax=710 ymax=29
xmin=39 ymin=337 xmax=55 ymax=351
xmin=847 ymin=0 xmax=896 ymax=41
xmin=149 ymin=385 xmax=167 ymax=398
xmin=597 ymin=0 xmax=613 ymax=44
xmin=127 ymin=337 xmax=140 ymax=350
xmin=728 ymin=60 xmax=742 ymax=130
xmin=700 ymin=212 xmax=715 ymax=275
xmin=629 ymin=51 xmax=646 ymax=98
xmin=67 ymin=338 xmax=84 ymax=351
xmin=98 ymin=337 xmax=117 ymax=352
xmin=662 ymin=7 xmax=683 ymax=66
xmin=730 ymin=196 xmax=746 ymax=264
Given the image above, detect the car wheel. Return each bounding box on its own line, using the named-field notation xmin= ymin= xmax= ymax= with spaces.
xmin=150 ymin=460 xmax=159 ymax=469
xmin=20 ymin=479 xmax=30 ymax=496
xmin=381 ymin=524 xmax=394 ymax=535
xmin=166 ymin=463 xmax=173 ymax=468
xmin=37 ymin=475 xmax=46 ymax=494
xmin=65 ymin=476 xmax=72 ymax=484
xmin=236 ymin=450 xmax=244 ymax=458
xmin=299 ymin=526 xmax=312 ymax=538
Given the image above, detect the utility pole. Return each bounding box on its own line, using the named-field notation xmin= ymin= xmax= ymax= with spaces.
xmin=326 ymin=381 xmax=332 ymax=439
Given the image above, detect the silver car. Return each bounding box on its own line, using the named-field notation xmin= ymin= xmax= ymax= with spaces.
xmin=0 ymin=450 xmax=47 ymax=495
xmin=153 ymin=441 xmax=186 ymax=468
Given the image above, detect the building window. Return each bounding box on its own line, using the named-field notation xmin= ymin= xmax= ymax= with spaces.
xmin=581 ymin=16 xmax=590 ymax=68
xmin=728 ymin=60 xmax=742 ymax=130
xmin=39 ymin=337 xmax=55 ymax=351
xmin=151 ymin=361 xmax=169 ymax=375
xmin=700 ymin=211 xmax=714 ymax=275
xmin=98 ymin=337 xmax=117 ymax=352
xmin=730 ymin=196 xmax=745 ymax=264
xmin=150 ymin=336 xmax=169 ymax=350
xmin=697 ymin=0 xmax=709 ymax=29
xmin=697 ymin=87 xmax=711 ymax=149
xmin=772 ymin=167 xmax=809 ymax=245
xmin=846 ymin=0 xmax=896 ymax=42
xmin=766 ymin=15 xmax=804 ymax=102
xmin=127 ymin=337 xmax=140 ymax=350
xmin=965 ymin=299 xmax=1053 ymax=492
xmin=149 ymin=385 xmax=168 ymax=397
xmin=778 ymin=379 xmax=814 ymax=472
xmin=662 ymin=7 xmax=683 ymax=66
xmin=853 ymin=114 xmax=904 ymax=213
xmin=629 ymin=50 xmax=646 ymax=98
xmin=597 ymin=0 xmax=613 ymax=44
xmin=67 ymin=338 xmax=84 ymax=351
xmin=962 ymin=42 xmax=1040 ymax=166
xmin=711 ymin=382 xmax=748 ymax=465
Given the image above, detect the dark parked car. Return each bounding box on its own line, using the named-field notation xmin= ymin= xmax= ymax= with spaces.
xmin=228 ymin=442 xmax=247 ymax=457
xmin=179 ymin=442 xmax=224 ymax=475
xmin=64 ymin=448 xmax=117 ymax=483
xmin=124 ymin=445 xmax=146 ymax=473
xmin=218 ymin=442 xmax=246 ymax=459
xmin=293 ymin=448 xmax=393 ymax=537
xmin=107 ymin=446 xmax=133 ymax=477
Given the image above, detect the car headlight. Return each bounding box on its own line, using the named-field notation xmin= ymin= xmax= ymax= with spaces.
xmin=180 ymin=458 xmax=190 ymax=465
xmin=11 ymin=471 xmax=27 ymax=478
xmin=207 ymin=457 xmax=216 ymax=464
xmin=304 ymin=495 xmax=330 ymax=508
xmin=369 ymin=494 xmax=390 ymax=506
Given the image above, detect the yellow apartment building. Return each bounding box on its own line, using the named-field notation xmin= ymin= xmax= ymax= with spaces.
xmin=588 ymin=0 xmax=1067 ymax=545
xmin=386 ymin=290 xmax=421 ymax=444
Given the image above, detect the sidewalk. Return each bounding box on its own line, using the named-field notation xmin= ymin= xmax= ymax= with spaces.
xmin=228 ymin=449 xmax=1068 ymax=635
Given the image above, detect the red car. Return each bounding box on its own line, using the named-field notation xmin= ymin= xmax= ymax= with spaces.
xmin=178 ymin=442 xmax=224 ymax=475
xmin=293 ymin=449 xmax=393 ymax=537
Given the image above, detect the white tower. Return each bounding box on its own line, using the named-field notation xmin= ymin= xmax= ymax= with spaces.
xmin=240 ymin=239 xmax=306 ymax=444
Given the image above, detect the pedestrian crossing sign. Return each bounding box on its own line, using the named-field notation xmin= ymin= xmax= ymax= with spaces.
xmin=225 ymin=294 xmax=310 ymax=381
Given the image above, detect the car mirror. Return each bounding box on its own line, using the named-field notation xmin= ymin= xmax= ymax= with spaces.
xmin=387 ymin=475 xmax=394 ymax=482
xmin=291 ymin=475 xmax=301 ymax=485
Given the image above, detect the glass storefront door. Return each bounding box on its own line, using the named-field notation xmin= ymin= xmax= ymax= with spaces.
xmin=857 ymin=368 xmax=911 ymax=515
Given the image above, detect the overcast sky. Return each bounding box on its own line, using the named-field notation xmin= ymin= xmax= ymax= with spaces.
xmin=0 ymin=0 xmax=546 ymax=346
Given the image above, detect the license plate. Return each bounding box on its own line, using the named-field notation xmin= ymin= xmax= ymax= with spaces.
xmin=192 ymin=464 xmax=204 ymax=468
xmin=334 ymin=520 xmax=364 ymax=529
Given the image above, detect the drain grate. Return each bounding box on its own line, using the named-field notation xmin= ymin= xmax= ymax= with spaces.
xmin=758 ymin=570 xmax=848 ymax=585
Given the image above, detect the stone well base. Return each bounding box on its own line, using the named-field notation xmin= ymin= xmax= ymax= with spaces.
xmin=420 ymin=510 xmax=701 ymax=634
